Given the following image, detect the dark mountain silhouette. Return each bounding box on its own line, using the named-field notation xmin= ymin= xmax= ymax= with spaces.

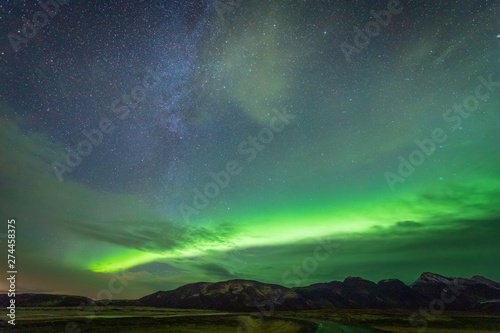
xmin=137 ymin=279 xmax=306 ymax=311
xmin=409 ymin=272 xmax=500 ymax=311
xmin=2 ymin=273 xmax=499 ymax=312
xmin=0 ymin=293 xmax=92 ymax=307
xmin=293 ymin=277 xmax=423 ymax=309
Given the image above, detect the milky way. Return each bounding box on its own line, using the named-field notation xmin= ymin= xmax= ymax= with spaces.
xmin=0 ymin=0 xmax=499 ymax=298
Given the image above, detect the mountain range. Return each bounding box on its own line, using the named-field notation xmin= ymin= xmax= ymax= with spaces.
xmin=3 ymin=272 xmax=499 ymax=312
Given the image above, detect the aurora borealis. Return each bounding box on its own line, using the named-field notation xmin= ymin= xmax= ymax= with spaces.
xmin=0 ymin=0 xmax=499 ymax=299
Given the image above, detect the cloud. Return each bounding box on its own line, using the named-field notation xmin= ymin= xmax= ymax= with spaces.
xmin=128 ymin=262 xmax=185 ymax=274
xmin=197 ymin=263 xmax=237 ymax=280
xmin=396 ymin=221 xmax=422 ymax=228
xmin=59 ymin=220 xmax=182 ymax=253
xmin=58 ymin=218 xmax=240 ymax=255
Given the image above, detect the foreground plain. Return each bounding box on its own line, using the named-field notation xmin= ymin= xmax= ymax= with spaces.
xmin=0 ymin=307 xmax=499 ymax=332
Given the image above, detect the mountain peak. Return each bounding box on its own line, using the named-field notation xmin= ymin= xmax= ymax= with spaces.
xmin=412 ymin=272 xmax=452 ymax=285
xmin=344 ymin=276 xmax=372 ymax=283
xmin=471 ymin=276 xmax=500 ymax=289
xmin=420 ymin=272 xmax=447 ymax=279
xmin=377 ymin=278 xmax=406 ymax=287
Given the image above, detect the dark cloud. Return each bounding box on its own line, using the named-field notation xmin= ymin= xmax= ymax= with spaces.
xmin=197 ymin=263 xmax=237 ymax=280
xmin=59 ymin=220 xmax=183 ymax=253
xmin=396 ymin=221 xmax=422 ymax=228
xmin=57 ymin=219 xmax=238 ymax=253
xmin=128 ymin=262 xmax=185 ymax=274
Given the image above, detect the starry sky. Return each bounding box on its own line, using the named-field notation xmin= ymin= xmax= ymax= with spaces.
xmin=0 ymin=0 xmax=499 ymax=299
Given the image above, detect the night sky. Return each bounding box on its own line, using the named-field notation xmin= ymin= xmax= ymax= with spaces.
xmin=0 ymin=0 xmax=499 ymax=299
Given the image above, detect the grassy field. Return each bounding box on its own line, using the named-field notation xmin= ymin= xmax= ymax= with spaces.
xmin=279 ymin=308 xmax=500 ymax=333
xmin=1 ymin=307 xmax=498 ymax=332
xmin=0 ymin=308 xmax=316 ymax=333
xmin=0 ymin=316 xmax=314 ymax=333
